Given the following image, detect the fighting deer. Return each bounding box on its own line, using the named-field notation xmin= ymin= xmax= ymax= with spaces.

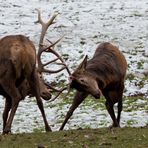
xmin=60 ymin=42 xmax=127 ymax=130
xmin=0 ymin=10 xmax=70 ymax=134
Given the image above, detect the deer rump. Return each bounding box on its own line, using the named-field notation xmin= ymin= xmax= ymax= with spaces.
xmin=0 ymin=35 xmax=51 ymax=134
xmin=0 ymin=35 xmax=35 ymax=84
xmin=60 ymin=42 xmax=127 ymax=130
xmin=0 ymin=35 xmax=37 ymax=99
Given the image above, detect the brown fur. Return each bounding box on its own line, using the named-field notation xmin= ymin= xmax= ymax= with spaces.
xmin=0 ymin=35 xmax=51 ymax=134
xmin=60 ymin=42 xmax=127 ymax=130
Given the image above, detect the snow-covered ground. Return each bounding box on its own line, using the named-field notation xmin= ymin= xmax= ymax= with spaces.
xmin=0 ymin=0 xmax=147 ymax=133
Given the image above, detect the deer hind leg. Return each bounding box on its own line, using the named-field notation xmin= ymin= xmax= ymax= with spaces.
xmin=3 ymin=98 xmax=12 ymax=131
xmin=1 ymin=80 xmax=21 ymax=134
xmin=104 ymin=91 xmax=119 ymax=128
xmin=28 ymin=70 xmax=51 ymax=132
xmin=104 ymin=85 xmax=124 ymax=128
xmin=105 ymin=100 xmax=119 ymax=128
xmin=59 ymin=91 xmax=88 ymax=130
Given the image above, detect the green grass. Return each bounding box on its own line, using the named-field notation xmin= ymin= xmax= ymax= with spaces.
xmin=124 ymin=96 xmax=148 ymax=112
xmin=0 ymin=126 xmax=148 ymax=148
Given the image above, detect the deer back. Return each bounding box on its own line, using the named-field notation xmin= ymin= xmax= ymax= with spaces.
xmin=70 ymin=42 xmax=127 ymax=98
xmin=88 ymin=42 xmax=127 ymax=84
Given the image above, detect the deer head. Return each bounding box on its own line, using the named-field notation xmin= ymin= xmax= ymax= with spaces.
xmin=69 ymin=55 xmax=101 ymax=99
xmin=37 ymin=74 xmax=52 ymax=100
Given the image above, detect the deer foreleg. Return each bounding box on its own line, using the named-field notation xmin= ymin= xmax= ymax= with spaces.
xmin=36 ymin=97 xmax=52 ymax=132
xmin=59 ymin=91 xmax=88 ymax=130
xmin=28 ymin=70 xmax=51 ymax=132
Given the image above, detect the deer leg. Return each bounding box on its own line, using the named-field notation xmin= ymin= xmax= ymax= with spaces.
xmin=36 ymin=96 xmax=52 ymax=132
xmin=59 ymin=91 xmax=88 ymax=130
xmin=117 ymin=99 xmax=122 ymax=125
xmin=4 ymin=99 xmax=19 ymax=134
xmin=117 ymin=84 xmax=124 ymax=125
xmin=1 ymin=81 xmax=21 ymax=134
xmin=105 ymin=99 xmax=119 ymax=128
xmin=103 ymin=89 xmax=120 ymax=128
xmin=28 ymin=70 xmax=51 ymax=132
xmin=3 ymin=98 xmax=12 ymax=131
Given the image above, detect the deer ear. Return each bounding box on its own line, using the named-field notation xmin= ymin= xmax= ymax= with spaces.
xmin=77 ymin=55 xmax=88 ymax=72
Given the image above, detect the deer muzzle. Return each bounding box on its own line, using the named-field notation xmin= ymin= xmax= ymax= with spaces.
xmin=92 ymin=89 xmax=101 ymax=99
xmin=41 ymin=92 xmax=52 ymax=100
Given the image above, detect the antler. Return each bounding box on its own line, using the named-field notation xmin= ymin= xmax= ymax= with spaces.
xmin=36 ymin=9 xmax=71 ymax=101
xmin=35 ymin=9 xmax=58 ymax=46
xmin=36 ymin=9 xmax=71 ymax=75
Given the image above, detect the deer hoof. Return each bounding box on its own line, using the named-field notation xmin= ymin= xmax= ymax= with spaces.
xmin=109 ymin=123 xmax=120 ymax=129
xmin=3 ymin=129 xmax=11 ymax=135
xmin=45 ymin=127 xmax=52 ymax=132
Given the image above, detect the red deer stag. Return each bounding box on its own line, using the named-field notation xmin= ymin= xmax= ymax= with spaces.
xmin=60 ymin=42 xmax=127 ymax=130
xmin=0 ymin=10 xmax=70 ymax=134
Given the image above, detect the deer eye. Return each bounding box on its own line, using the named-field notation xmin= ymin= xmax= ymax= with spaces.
xmin=79 ymin=78 xmax=87 ymax=85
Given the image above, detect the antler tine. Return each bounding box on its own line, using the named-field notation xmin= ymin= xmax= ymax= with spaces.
xmin=48 ymin=87 xmax=67 ymax=102
xmin=48 ymin=83 xmax=72 ymax=102
xmin=36 ymin=9 xmax=59 ymax=73
xmin=49 ymin=48 xmax=71 ymax=75
xmin=35 ymin=9 xmax=44 ymax=25
xmin=44 ymin=49 xmax=71 ymax=75
xmin=39 ymin=36 xmax=71 ymax=75
xmin=44 ymin=79 xmax=71 ymax=102
xmin=44 ymin=82 xmax=67 ymax=102
xmin=46 ymin=35 xmax=64 ymax=49
xmin=40 ymin=67 xmax=66 ymax=74
xmin=35 ymin=9 xmax=58 ymax=46
xmin=43 ymin=57 xmax=59 ymax=67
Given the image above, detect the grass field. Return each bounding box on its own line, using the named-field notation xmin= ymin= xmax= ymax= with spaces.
xmin=0 ymin=126 xmax=148 ymax=148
